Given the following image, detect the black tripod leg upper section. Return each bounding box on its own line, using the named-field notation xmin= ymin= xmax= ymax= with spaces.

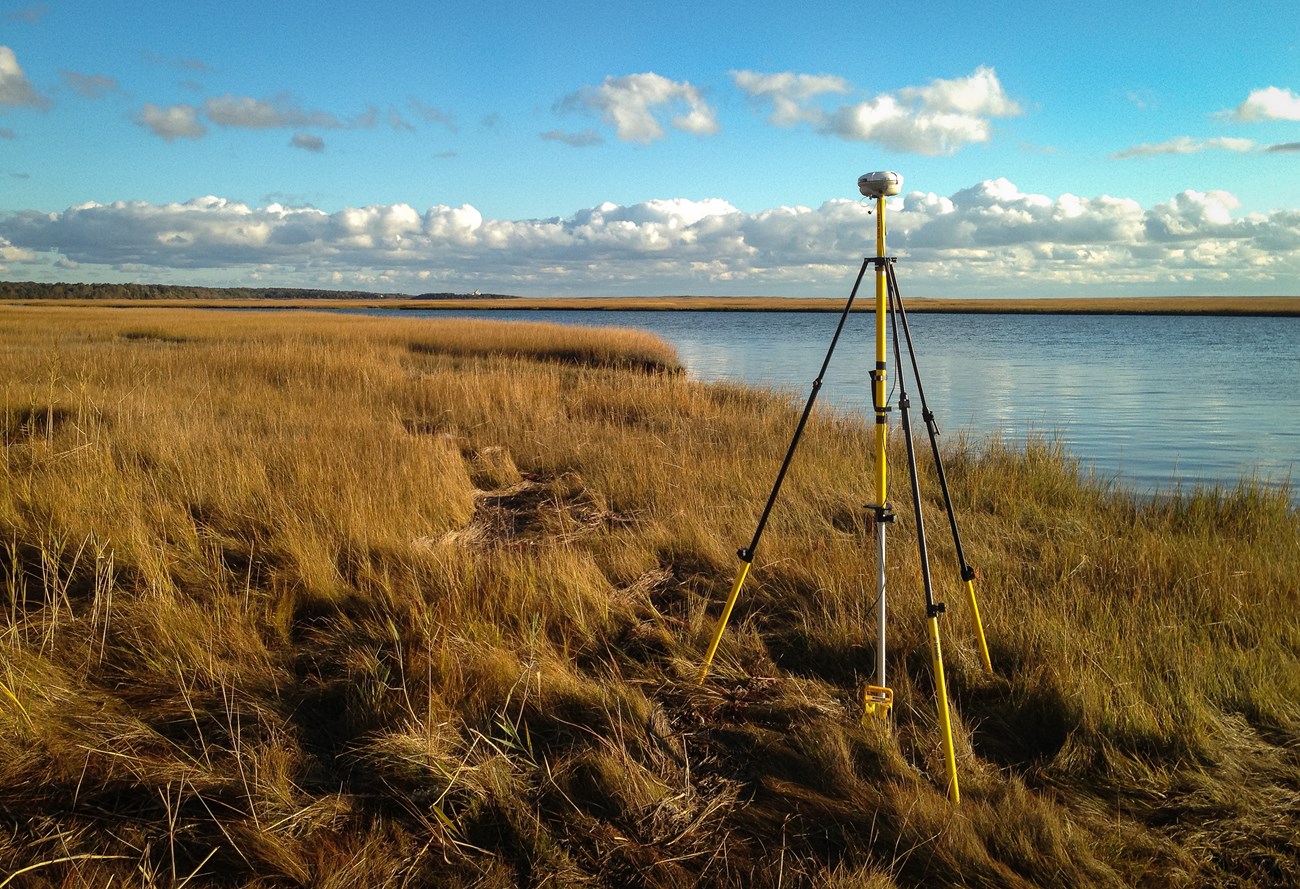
xmin=885 ymin=264 xmax=944 ymax=619
xmin=739 ymin=257 xmax=872 ymax=563
xmin=886 ymin=261 xmax=978 ymax=583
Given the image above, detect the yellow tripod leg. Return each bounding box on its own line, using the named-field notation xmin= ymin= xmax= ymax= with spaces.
xmin=694 ymin=248 xmax=875 ymax=686
xmin=0 ymin=679 xmax=30 ymax=726
xmin=965 ymin=579 xmax=993 ymax=674
xmin=927 ymin=615 xmax=960 ymax=804
xmin=697 ymin=560 xmax=751 ymax=683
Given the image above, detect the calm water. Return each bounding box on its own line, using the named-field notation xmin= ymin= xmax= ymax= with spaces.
xmin=364 ymin=308 xmax=1300 ymax=503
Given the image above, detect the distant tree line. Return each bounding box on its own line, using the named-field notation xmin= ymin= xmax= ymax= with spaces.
xmin=0 ymin=281 xmax=514 ymax=301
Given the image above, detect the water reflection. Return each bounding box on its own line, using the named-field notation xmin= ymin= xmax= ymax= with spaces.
xmin=370 ymin=307 xmax=1299 ymax=502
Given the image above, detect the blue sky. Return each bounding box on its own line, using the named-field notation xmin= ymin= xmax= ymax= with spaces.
xmin=2 ymin=0 xmax=1298 ymax=296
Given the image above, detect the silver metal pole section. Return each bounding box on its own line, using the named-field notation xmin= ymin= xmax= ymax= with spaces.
xmin=876 ymin=523 xmax=887 ymax=688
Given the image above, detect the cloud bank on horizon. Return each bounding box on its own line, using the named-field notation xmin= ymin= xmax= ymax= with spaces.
xmin=1 ymin=2 xmax=1298 ymax=297
xmin=5 ymin=181 xmax=1296 ymax=297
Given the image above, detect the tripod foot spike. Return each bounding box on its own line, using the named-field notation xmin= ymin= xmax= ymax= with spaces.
xmin=697 ymin=560 xmax=751 ymax=683
xmin=927 ymin=616 xmax=961 ymax=804
xmin=966 ymin=578 xmax=994 ymax=674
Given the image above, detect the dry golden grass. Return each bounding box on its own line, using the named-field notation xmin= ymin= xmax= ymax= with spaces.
xmin=0 ymin=304 xmax=1297 ymax=887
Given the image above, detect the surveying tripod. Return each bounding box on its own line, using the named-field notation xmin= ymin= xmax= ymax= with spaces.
xmin=695 ymin=172 xmax=993 ymax=804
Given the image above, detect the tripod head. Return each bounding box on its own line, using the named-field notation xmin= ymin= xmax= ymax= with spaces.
xmin=858 ymin=170 xmax=902 ymax=198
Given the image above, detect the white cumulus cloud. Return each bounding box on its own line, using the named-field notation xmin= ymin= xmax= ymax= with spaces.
xmin=885 ymin=179 xmax=1148 ymax=258
xmin=134 ymin=91 xmax=447 ymax=144
xmin=62 ymin=70 xmax=120 ymax=99
xmin=824 ymin=67 xmax=1021 ymax=154
xmin=5 ymin=6 xmax=47 ymax=24
xmin=1230 ymin=86 xmax=1300 ymax=122
xmin=557 ymin=72 xmax=719 ymax=143
xmin=290 ymin=132 xmax=325 ymax=153
xmin=0 ymin=45 xmax=49 ymax=109
xmin=1143 ymin=190 xmax=1243 ymax=241
xmin=134 ymin=103 xmax=207 ymax=141
xmin=897 ymin=66 xmax=1021 ymax=117
xmin=0 ymin=237 xmax=35 ymax=262
xmin=730 ymin=70 xmax=850 ymax=125
xmin=203 ymin=93 xmax=345 ymax=130
xmin=541 ymin=128 xmax=603 ymax=147
xmin=734 ymin=66 xmax=1020 ymax=155
xmin=3 ymin=181 xmax=1299 ymax=296
xmin=1112 ymin=136 xmax=1257 ymax=158
xmin=409 ymin=98 xmax=456 ymax=130
xmin=134 ymin=92 xmax=392 ymax=144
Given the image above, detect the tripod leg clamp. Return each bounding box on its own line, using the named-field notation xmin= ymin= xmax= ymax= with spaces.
xmin=869 ymin=364 xmax=891 ymax=421
xmin=864 ymin=503 xmax=895 ymax=534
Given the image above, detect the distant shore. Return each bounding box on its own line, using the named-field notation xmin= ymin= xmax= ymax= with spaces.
xmin=387 ymin=295 xmax=1300 ymax=316
xmin=6 ymin=293 xmax=1300 ymax=316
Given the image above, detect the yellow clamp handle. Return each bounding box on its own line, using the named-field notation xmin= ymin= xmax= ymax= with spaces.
xmin=862 ymin=685 xmax=893 ymax=723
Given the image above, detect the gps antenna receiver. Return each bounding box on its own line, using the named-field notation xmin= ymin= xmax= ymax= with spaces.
xmin=858 ymin=170 xmax=902 ymax=198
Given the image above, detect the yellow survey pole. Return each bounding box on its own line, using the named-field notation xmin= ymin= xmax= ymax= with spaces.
xmin=868 ymin=191 xmax=891 ymax=714
xmin=873 ymin=197 xmax=883 ymax=506
xmin=874 ymin=194 xmax=888 ymax=507
xmin=859 ymin=172 xmax=900 ymax=720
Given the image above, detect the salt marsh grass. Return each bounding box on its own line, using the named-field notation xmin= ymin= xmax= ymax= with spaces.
xmin=0 ymin=304 xmax=1296 ymax=887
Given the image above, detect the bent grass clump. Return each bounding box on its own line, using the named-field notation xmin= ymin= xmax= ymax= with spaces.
xmin=0 ymin=304 xmax=1297 ymax=887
